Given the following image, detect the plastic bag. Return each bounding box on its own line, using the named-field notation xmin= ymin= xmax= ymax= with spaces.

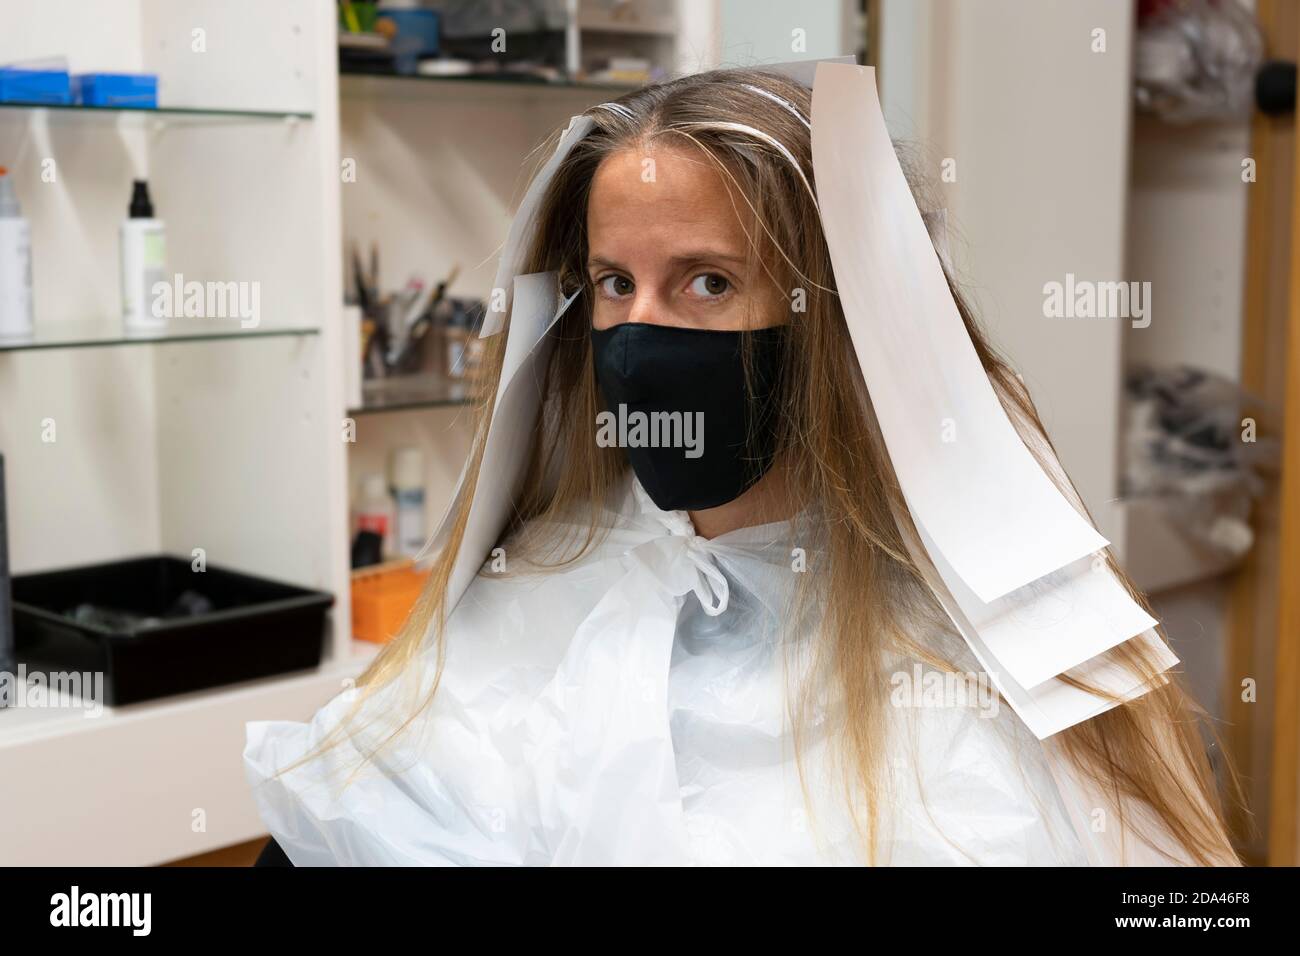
xmin=1135 ymin=0 xmax=1264 ymax=122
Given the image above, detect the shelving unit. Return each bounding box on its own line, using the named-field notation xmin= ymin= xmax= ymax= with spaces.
xmin=0 ymin=0 xmax=352 ymax=866
xmin=1118 ymin=110 xmax=1254 ymax=597
xmin=339 ymin=69 xmax=635 ymax=95
xmin=0 ymin=323 xmax=320 ymax=352
xmin=569 ymin=0 xmax=679 ymax=80
xmin=0 ymin=102 xmax=313 ymax=124
xmin=350 ymin=373 xmax=473 ymax=416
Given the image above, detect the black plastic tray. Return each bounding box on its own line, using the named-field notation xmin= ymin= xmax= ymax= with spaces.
xmin=11 ymin=555 xmax=333 ymax=706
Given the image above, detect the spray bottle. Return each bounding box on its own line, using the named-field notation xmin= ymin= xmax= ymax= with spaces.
xmin=121 ymin=179 xmax=166 ymax=333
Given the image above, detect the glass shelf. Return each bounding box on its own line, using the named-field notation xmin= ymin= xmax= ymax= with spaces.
xmin=339 ymin=69 xmax=636 ymax=100
xmin=350 ymin=374 xmax=475 ymax=415
xmin=0 ymin=101 xmax=313 ymax=127
xmin=0 ymin=321 xmax=320 ymax=352
xmin=575 ymin=11 xmax=678 ymax=36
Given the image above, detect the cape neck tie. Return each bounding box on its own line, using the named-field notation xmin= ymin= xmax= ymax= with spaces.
xmin=531 ymin=485 xmax=731 ymax=864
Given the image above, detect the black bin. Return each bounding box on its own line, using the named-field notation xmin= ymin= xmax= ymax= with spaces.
xmin=12 ymin=555 xmax=333 ymax=706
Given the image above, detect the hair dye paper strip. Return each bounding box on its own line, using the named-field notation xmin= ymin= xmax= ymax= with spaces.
xmin=810 ymin=63 xmax=1107 ymax=603
xmin=918 ymin=521 xmax=1157 ymax=689
xmin=495 ymin=273 xmax=581 ymax=414
xmin=419 ymin=273 xmax=580 ymax=612
xmin=929 ymin=566 xmax=1175 ymax=739
xmin=424 ymin=274 xmax=580 ymax=564
xmin=892 ymin=497 xmax=1176 ymax=738
xmin=921 ymin=208 xmax=952 ymax=272
xmin=920 ymin=540 xmax=1174 ymax=739
xmin=481 ymin=116 xmax=595 ymax=338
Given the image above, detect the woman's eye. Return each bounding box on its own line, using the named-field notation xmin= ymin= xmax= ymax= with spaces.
xmin=598 ymin=275 xmax=634 ymax=299
xmin=690 ymin=274 xmax=731 ymax=298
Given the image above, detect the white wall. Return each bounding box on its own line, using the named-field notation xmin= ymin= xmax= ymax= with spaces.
xmin=717 ymin=0 xmax=856 ymax=66
xmin=878 ymin=0 xmax=1136 ymax=545
xmin=1124 ymin=114 xmax=1250 ymax=379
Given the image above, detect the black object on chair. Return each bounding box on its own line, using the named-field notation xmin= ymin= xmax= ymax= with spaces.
xmin=254 ymin=836 xmax=295 ymax=867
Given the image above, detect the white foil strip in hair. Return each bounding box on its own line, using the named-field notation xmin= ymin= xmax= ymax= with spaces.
xmin=811 ymin=62 xmax=1107 ymax=603
xmin=480 ymin=115 xmax=595 ymax=337
xmin=916 ymin=521 xmax=1173 ymax=734
xmin=675 ymin=119 xmax=816 ymax=203
xmin=892 ymin=495 xmax=1175 ymax=739
xmin=920 ymin=208 xmax=950 ymax=272
xmin=813 ymin=62 xmax=1170 ymax=734
xmin=593 ymin=100 xmax=636 ymax=121
xmin=415 ymin=272 xmax=579 ymax=598
xmin=742 ymin=83 xmax=811 ymax=129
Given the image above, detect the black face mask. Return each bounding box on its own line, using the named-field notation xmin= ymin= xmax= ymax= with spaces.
xmin=591 ymin=322 xmax=786 ymax=512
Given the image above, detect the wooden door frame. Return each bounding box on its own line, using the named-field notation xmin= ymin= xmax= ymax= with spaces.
xmin=1267 ymin=9 xmax=1300 ymax=863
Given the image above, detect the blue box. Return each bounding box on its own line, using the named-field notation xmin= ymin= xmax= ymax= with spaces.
xmin=0 ymin=68 xmax=72 ymax=105
xmin=72 ymin=72 xmax=158 ymax=108
xmin=378 ymin=9 xmax=440 ymax=56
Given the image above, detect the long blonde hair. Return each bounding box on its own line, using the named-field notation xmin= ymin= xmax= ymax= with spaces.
xmin=290 ymin=66 xmax=1243 ymax=865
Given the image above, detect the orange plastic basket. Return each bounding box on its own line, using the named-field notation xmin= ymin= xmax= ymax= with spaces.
xmin=350 ymin=559 xmax=430 ymax=644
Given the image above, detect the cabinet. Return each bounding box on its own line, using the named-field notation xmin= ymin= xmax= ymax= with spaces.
xmin=0 ymin=0 xmax=353 ymax=866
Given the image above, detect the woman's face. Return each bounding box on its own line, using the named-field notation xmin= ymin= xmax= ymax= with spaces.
xmin=586 ymin=144 xmax=786 ymax=332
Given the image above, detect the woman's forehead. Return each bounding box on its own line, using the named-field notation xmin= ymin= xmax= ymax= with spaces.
xmin=586 ymin=145 xmax=761 ymax=265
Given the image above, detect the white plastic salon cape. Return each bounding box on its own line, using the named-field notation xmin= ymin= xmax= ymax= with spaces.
xmin=244 ymin=58 xmax=1212 ymax=866
xmin=248 ymin=473 xmax=1091 ymax=865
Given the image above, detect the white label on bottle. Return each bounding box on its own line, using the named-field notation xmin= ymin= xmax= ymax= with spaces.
xmin=393 ymin=489 xmax=425 ymax=556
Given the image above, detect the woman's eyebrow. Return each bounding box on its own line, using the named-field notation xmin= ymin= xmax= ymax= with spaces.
xmin=586 ymin=251 xmax=750 ymax=271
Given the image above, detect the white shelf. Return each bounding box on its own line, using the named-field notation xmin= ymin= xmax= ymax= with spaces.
xmin=0 ymin=0 xmax=350 ymax=866
xmin=0 ymin=658 xmax=369 ymax=866
xmin=0 ymin=101 xmax=312 ymax=124
xmin=0 ymin=654 xmax=360 ymax=748
xmin=339 ymin=70 xmax=635 ymax=99
xmin=0 ymin=320 xmax=319 ymax=352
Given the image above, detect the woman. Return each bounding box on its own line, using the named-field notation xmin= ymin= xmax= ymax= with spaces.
xmin=244 ymin=63 xmax=1242 ymax=866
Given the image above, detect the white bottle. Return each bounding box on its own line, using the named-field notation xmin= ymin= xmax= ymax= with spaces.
xmin=390 ymin=446 xmax=426 ymax=558
xmin=120 ymin=179 xmax=166 ymax=334
xmin=0 ymin=168 xmax=33 ymax=340
xmin=354 ymin=473 xmax=395 ymax=559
